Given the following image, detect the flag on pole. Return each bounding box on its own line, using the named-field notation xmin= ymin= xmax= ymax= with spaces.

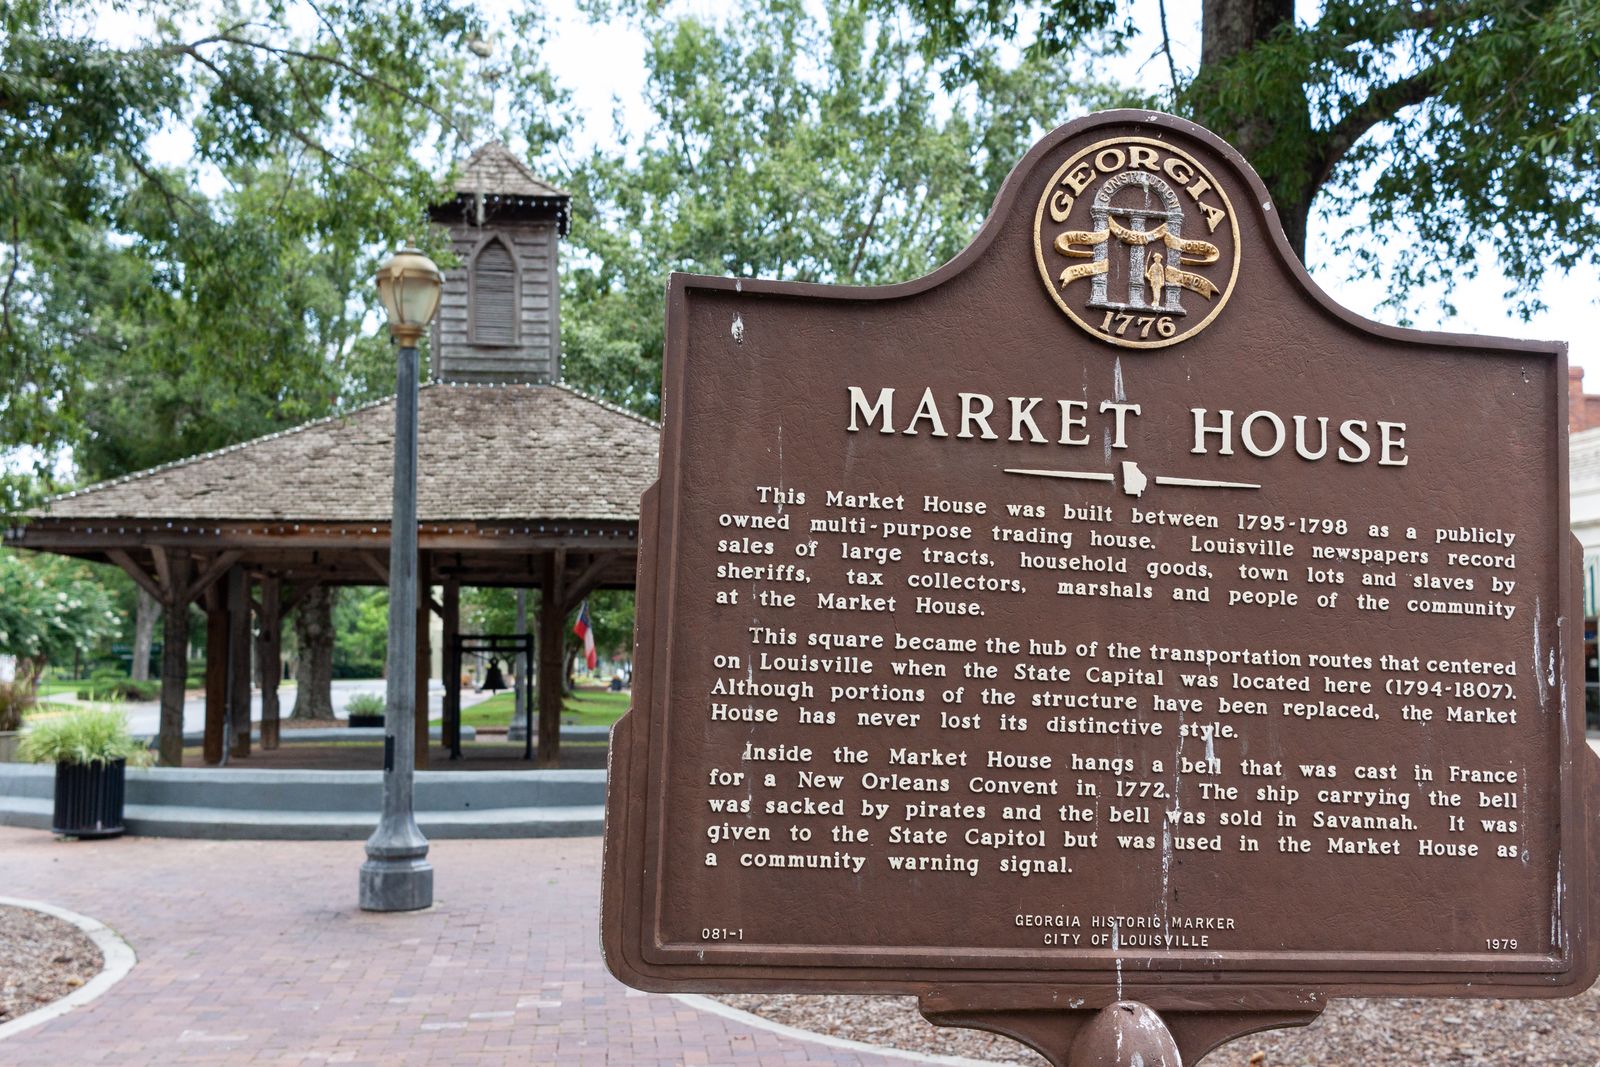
xmin=573 ymin=600 xmax=597 ymax=670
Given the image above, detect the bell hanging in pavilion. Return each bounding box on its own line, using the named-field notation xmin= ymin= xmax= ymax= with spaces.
xmin=482 ymin=658 xmax=509 ymax=692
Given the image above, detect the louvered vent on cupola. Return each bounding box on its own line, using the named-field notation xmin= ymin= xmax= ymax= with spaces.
xmin=470 ymin=238 xmax=518 ymax=346
xmin=428 ymin=142 xmax=571 ymax=385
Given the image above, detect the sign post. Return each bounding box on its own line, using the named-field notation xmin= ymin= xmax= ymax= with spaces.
xmin=602 ymin=111 xmax=1599 ymax=1065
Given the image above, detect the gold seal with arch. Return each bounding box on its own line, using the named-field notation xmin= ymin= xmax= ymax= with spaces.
xmin=1034 ymin=136 xmax=1241 ymax=349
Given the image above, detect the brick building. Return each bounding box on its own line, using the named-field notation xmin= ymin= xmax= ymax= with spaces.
xmin=1568 ymin=367 xmax=1600 ymax=432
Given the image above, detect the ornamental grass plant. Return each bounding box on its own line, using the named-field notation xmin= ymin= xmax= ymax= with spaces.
xmin=345 ymin=693 xmax=386 ymax=717
xmin=18 ymin=707 xmax=151 ymax=767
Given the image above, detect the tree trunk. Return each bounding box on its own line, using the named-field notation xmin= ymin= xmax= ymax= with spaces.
xmin=1193 ymin=0 xmax=1314 ymax=257
xmin=131 ymin=589 xmax=161 ymax=682
xmin=1200 ymin=0 xmax=1292 ymax=70
xmin=291 ymin=585 xmax=336 ymax=719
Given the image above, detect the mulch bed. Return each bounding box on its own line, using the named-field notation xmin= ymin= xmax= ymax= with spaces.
xmin=716 ymin=985 xmax=1600 ymax=1065
xmin=0 ymin=905 xmax=103 ymax=1027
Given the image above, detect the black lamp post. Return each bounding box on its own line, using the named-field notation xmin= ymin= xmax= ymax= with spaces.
xmin=360 ymin=245 xmax=443 ymax=912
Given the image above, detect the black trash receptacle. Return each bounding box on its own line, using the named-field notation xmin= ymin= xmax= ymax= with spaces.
xmin=52 ymin=758 xmax=126 ymax=838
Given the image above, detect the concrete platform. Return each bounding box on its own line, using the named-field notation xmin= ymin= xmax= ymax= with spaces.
xmin=0 ymin=763 xmax=605 ymax=840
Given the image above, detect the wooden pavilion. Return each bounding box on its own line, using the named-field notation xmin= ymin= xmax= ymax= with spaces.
xmin=4 ymin=144 xmax=658 ymax=769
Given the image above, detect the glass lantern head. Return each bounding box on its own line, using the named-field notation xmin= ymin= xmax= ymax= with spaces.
xmin=374 ymin=245 xmax=444 ymax=344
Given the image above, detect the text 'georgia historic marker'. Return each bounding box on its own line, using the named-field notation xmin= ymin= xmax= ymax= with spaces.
xmin=602 ymin=110 xmax=1598 ymax=1065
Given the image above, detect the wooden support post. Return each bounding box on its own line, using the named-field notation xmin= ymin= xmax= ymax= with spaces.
xmin=415 ymin=552 xmax=431 ymax=770
xmin=227 ymin=565 xmax=251 ymax=758
xmin=258 ymin=574 xmax=282 ymax=750
xmin=443 ymin=579 xmax=460 ymax=760
xmin=203 ymin=584 xmax=228 ymax=766
xmin=538 ymin=551 xmax=567 ymax=768
xmin=514 ymin=589 xmax=530 ymax=755
xmin=157 ymin=553 xmax=192 ymax=767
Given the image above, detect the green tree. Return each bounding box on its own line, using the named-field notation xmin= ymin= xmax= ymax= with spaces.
xmin=572 ymin=590 xmax=634 ymax=675
xmin=462 ymin=586 xmax=518 ymax=638
xmin=874 ymin=0 xmax=1600 ymax=316
xmin=3 ymin=0 xmax=566 ymax=707
xmin=334 ymin=587 xmax=389 ymax=678
xmin=2 ymin=0 xmax=569 ymax=488
xmin=554 ymin=0 xmax=1143 ymax=416
xmin=0 ymin=549 xmax=122 ymax=669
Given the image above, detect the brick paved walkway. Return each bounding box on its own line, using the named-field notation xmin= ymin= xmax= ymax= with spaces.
xmin=0 ymin=827 xmax=925 ymax=1066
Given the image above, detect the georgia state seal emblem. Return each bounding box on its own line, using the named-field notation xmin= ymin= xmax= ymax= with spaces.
xmin=1034 ymin=137 xmax=1240 ymax=349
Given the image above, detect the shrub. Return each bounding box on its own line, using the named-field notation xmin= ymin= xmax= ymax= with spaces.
xmin=345 ymin=693 xmax=386 ymax=716
xmin=19 ymin=708 xmax=151 ymax=767
xmin=0 ymin=680 xmax=32 ymax=732
xmin=76 ymin=670 xmax=157 ymax=702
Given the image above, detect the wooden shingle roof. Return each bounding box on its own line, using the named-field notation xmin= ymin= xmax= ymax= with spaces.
xmin=39 ymin=384 xmax=658 ymax=524
xmin=454 ymin=142 xmax=569 ymax=199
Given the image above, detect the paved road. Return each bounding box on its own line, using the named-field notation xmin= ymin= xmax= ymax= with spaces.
xmin=59 ymin=679 xmax=498 ymax=738
xmin=0 ymin=828 xmax=928 ymax=1066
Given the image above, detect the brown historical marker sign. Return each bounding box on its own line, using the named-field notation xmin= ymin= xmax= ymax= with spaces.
xmin=602 ymin=111 xmax=1599 ymax=1064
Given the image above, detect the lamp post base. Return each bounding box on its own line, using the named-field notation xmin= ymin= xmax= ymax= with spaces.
xmin=359 ymin=856 xmax=434 ymax=912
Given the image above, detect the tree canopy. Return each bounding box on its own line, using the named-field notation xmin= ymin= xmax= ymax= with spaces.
xmin=876 ymin=0 xmax=1600 ymax=317
xmin=4 ymin=0 xmax=1593 ymax=678
xmin=554 ymin=0 xmax=1144 ymax=416
xmin=0 ymin=0 xmax=564 ymax=509
xmin=13 ymin=0 xmax=1589 ymax=464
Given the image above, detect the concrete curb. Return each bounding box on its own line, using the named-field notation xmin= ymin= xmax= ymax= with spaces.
xmin=672 ymin=994 xmax=1035 ymax=1067
xmin=0 ymin=896 xmax=137 ymax=1043
xmin=0 ymin=764 xmax=607 ymax=839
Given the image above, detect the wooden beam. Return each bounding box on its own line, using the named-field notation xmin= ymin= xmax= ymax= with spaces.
xmin=184 ymin=550 xmax=244 ymax=606
xmin=515 ymin=589 xmax=531 ymax=759
xmin=537 ymin=549 xmax=567 ymax=768
xmin=563 ymin=552 xmax=619 ymax=614
xmin=203 ymin=596 xmax=227 ymax=766
xmin=258 ymin=575 xmax=283 ymax=751
xmin=10 ymin=520 xmax=640 ymax=554
xmin=227 ymin=566 xmax=252 ymax=759
xmin=360 ymin=551 xmax=388 ymax=583
xmin=280 ymin=579 xmax=321 ymax=618
xmin=150 ymin=544 xmax=173 ymax=597
xmin=415 ymin=552 xmax=431 ymax=771
xmin=156 ymin=552 xmax=192 ymax=767
xmin=443 ymin=580 xmax=461 ymax=760
xmin=106 ymin=548 xmax=165 ymax=603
